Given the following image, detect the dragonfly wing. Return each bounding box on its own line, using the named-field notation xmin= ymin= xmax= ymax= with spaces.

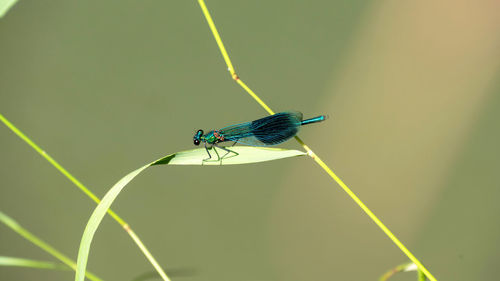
xmin=219 ymin=121 xmax=254 ymax=141
xmin=231 ymin=134 xmax=293 ymax=146
xmin=221 ymin=111 xmax=303 ymax=146
xmin=249 ymin=111 xmax=302 ymax=145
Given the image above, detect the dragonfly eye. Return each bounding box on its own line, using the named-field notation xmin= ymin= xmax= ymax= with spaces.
xmin=193 ymin=129 xmax=204 ymax=146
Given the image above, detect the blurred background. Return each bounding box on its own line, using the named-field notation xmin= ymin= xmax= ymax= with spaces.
xmin=1 ymin=1 xmax=499 ymax=280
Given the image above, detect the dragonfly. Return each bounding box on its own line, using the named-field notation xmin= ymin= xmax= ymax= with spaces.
xmin=193 ymin=111 xmax=327 ymax=162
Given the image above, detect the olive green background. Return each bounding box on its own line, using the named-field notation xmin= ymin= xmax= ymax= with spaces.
xmin=1 ymin=1 xmax=499 ymax=281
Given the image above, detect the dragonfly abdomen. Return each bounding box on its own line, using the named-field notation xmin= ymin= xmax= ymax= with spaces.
xmin=301 ymin=115 xmax=327 ymax=125
xmin=207 ymin=111 xmax=327 ymax=147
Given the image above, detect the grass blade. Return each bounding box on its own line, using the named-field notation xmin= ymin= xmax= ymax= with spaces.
xmin=75 ymin=165 xmax=151 ymax=281
xmin=75 ymin=146 xmax=305 ymax=281
xmin=0 ymin=256 xmax=69 ymax=271
xmin=379 ymin=262 xmax=418 ymax=281
xmin=153 ymin=146 xmax=306 ymax=166
xmin=0 ymin=0 xmax=18 ymax=18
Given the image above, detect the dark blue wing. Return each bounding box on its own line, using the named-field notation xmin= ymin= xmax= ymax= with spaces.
xmin=219 ymin=111 xmax=303 ymax=146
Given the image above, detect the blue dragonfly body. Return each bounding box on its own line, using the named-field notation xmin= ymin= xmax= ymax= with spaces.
xmin=193 ymin=111 xmax=326 ymax=161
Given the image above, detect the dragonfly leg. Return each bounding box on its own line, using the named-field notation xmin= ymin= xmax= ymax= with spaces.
xmin=203 ymin=143 xmax=221 ymax=164
xmin=214 ymin=143 xmax=239 ymax=163
xmin=202 ymin=143 xmax=211 ymax=164
xmin=212 ymin=145 xmax=221 ymax=161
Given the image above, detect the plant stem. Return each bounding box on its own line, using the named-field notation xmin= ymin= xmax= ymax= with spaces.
xmin=125 ymin=225 xmax=170 ymax=281
xmin=197 ymin=1 xmax=438 ymax=280
xmin=0 ymin=113 xmax=170 ymax=281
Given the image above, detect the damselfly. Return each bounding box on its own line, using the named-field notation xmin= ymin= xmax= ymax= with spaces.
xmin=193 ymin=111 xmax=326 ymax=161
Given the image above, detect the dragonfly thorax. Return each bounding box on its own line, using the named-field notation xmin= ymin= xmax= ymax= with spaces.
xmin=193 ymin=129 xmax=225 ymax=145
xmin=202 ymin=130 xmax=224 ymax=145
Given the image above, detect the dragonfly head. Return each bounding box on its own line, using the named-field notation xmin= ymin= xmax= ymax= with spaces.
xmin=193 ymin=129 xmax=204 ymax=145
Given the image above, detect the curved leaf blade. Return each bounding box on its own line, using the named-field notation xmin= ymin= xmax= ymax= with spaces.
xmin=153 ymin=146 xmax=306 ymax=166
xmin=75 ymin=164 xmax=150 ymax=281
xmin=0 ymin=256 xmax=69 ymax=270
xmin=76 ymin=146 xmax=305 ymax=281
xmin=0 ymin=0 xmax=18 ymax=18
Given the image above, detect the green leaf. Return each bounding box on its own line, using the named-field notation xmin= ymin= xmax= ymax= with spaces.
xmin=153 ymin=146 xmax=306 ymax=166
xmin=0 ymin=256 xmax=69 ymax=271
xmin=417 ymin=270 xmax=427 ymax=281
xmin=75 ymin=146 xmax=305 ymax=281
xmin=75 ymin=164 xmax=150 ymax=281
xmin=0 ymin=0 xmax=18 ymax=18
xmin=378 ymin=262 xmax=420 ymax=281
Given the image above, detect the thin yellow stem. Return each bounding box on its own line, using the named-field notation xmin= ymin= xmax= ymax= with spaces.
xmin=0 ymin=113 xmax=170 ymax=281
xmin=235 ymin=79 xmax=274 ymax=115
xmin=124 ymin=225 xmax=171 ymax=281
xmin=0 ymin=113 xmax=125 ymax=226
xmin=196 ymin=1 xmax=437 ymax=281
xmin=198 ymin=0 xmax=274 ymax=115
xmin=198 ymin=0 xmax=235 ymax=75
